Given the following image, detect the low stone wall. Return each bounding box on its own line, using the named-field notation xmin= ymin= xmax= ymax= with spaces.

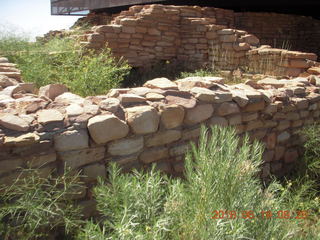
xmin=2 ymin=55 xmax=320 ymax=212
xmin=80 ymin=4 xmax=318 ymax=77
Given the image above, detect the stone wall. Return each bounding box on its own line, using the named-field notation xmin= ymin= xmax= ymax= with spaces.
xmin=234 ymin=12 xmax=320 ymax=56
xmin=2 ymin=55 xmax=320 ymax=211
xmin=80 ymin=4 xmax=318 ymax=77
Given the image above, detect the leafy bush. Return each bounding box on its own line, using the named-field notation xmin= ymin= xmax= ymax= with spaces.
xmin=77 ymin=126 xmax=319 ymax=240
xmin=0 ymin=35 xmax=131 ymax=96
xmin=0 ymin=168 xmax=84 ymax=240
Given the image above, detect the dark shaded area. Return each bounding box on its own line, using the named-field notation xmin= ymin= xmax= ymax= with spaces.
xmin=94 ymin=0 xmax=320 ymax=19
xmin=121 ymin=60 xmax=190 ymax=88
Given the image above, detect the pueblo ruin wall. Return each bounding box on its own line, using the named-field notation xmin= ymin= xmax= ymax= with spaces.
xmin=79 ymin=4 xmax=318 ymax=77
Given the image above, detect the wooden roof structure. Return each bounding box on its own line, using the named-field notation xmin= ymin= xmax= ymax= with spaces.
xmin=51 ymin=0 xmax=166 ymax=15
xmin=50 ymin=0 xmax=320 ymax=19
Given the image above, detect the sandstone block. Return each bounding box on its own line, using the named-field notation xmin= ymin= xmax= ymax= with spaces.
xmin=146 ymin=93 xmax=165 ymax=101
xmin=119 ymin=94 xmax=146 ymax=103
xmin=265 ymin=133 xmax=277 ymax=149
xmin=286 ymin=112 xmax=300 ymax=121
xmin=246 ymin=120 xmax=263 ymax=131
xmin=228 ymin=114 xmax=242 ymax=125
xmin=292 ymin=120 xmax=303 ymax=127
xmin=182 ymin=127 xmax=201 ymax=140
xmin=263 ymin=150 xmax=274 ymax=163
xmin=307 ymin=67 xmax=320 ymax=75
xmin=139 ymin=147 xmax=169 ymax=163
xmin=219 ymin=34 xmax=237 ymax=43
xmin=241 ymin=34 xmax=259 ymax=46
xmin=66 ymin=104 xmax=84 ymax=117
xmin=231 ymin=90 xmax=249 ymax=107
xmin=169 ymin=143 xmax=190 ymax=156
xmin=59 ymin=147 xmax=105 ymax=170
xmin=148 ymin=28 xmax=161 ymax=36
xmin=184 ymin=104 xmax=214 ymax=125
xmin=160 ymin=104 xmax=185 ymax=129
xmin=277 ymin=131 xmax=290 ymax=143
xmin=99 ymin=98 xmax=120 ymax=112
xmin=206 ymin=31 xmax=217 ymax=39
xmin=233 ymin=42 xmax=250 ymax=51
xmin=217 ymin=102 xmax=240 ymax=116
xmin=275 ymin=146 xmax=285 ymax=161
xmin=284 ymin=149 xmax=299 ymax=163
xmin=257 ymin=78 xmax=285 ymax=88
xmin=217 ymin=29 xmax=235 ymax=35
xmin=54 ymin=129 xmax=89 ymax=152
xmin=191 ymin=87 xmax=216 ymax=102
xmin=242 ymin=113 xmax=258 ymax=122
xmin=27 ymin=152 xmax=57 ymax=168
xmin=39 ymin=84 xmax=68 ymax=100
xmin=82 ymin=163 xmax=106 ymax=181
xmin=146 ymin=130 xmax=181 ymax=147
xmin=108 ymin=136 xmax=144 ymax=156
xmin=264 ymin=104 xmax=278 ymax=114
xmin=243 ymin=101 xmax=265 ymax=112
xmin=277 ymin=121 xmax=290 ymax=131
xmin=0 ymin=158 xmax=23 ymax=175
xmin=87 ymin=114 xmax=129 ymax=145
xmin=144 ymin=78 xmax=178 ymax=90
xmin=173 ymin=161 xmax=185 ymax=173
xmin=0 ymin=113 xmax=30 ymax=131
xmin=37 ymin=109 xmax=64 ymax=125
xmin=176 ymin=76 xmax=224 ymax=91
xmin=55 ymin=92 xmax=86 ymax=105
xmin=209 ymin=116 xmax=228 ymax=126
xmin=4 ymin=133 xmax=40 ymax=147
xmin=126 ymin=106 xmax=159 ymax=134
xmin=293 ymin=98 xmax=308 ymax=110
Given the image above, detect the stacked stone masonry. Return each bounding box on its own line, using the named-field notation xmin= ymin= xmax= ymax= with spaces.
xmin=2 ymin=55 xmax=320 ymax=210
xmin=80 ymin=4 xmax=319 ymax=77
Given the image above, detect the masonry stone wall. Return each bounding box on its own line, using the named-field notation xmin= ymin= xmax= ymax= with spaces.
xmin=2 ymin=55 xmax=320 ymax=214
xmin=234 ymin=12 xmax=320 ymax=56
xmin=79 ymin=4 xmax=318 ymax=77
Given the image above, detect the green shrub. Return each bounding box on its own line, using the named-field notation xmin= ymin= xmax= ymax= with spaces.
xmin=0 ymin=35 xmax=131 ymax=96
xmin=78 ymin=126 xmax=319 ymax=240
xmin=0 ymin=168 xmax=84 ymax=240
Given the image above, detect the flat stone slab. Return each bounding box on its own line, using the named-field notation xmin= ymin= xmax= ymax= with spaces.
xmin=37 ymin=109 xmax=64 ymax=125
xmin=0 ymin=113 xmax=30 ymax=131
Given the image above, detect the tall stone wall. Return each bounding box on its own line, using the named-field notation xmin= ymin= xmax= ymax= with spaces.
xmin=2 ymin=55 xmax=320 ymax=211
xmin=80 ymin=4 xmax=318 ymax=77
xmin=234 ymin=12 xmax=320 ymax=56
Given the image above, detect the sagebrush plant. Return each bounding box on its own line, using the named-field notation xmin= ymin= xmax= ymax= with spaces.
xmin=0 ymin=34 xmax=131 ymax=96
xmin=0 ymin=168 xmax=84 ymax=240
xmin=78 ymin=126 xmax=319 ymax=240
xmin=78 ymin=164 xmax=172 ymax=240
xmin=300 ymin=124 xmax=320 ymax=179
